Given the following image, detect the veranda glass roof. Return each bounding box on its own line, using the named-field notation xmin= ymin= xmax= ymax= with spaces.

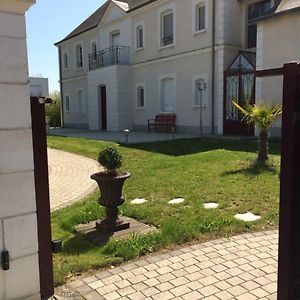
xmin=227 ymin=51 xmax=256 ymax=73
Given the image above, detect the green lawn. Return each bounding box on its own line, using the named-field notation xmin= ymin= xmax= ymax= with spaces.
xmin=48 ymin=136 xmax=280 ymax=285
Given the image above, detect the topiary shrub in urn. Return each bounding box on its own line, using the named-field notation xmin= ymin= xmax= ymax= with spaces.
xmin=91 ymin=147 xmax=131 ymax=232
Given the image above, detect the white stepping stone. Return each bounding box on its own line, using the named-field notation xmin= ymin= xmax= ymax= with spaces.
xmin=131 ymin=198 xmax=148 ymax=204
xmin=234 ymin=212 xmax=261 ymax=222
xmin=203 ymin=202 xmax=219 ymax=209
xmin=168 ymin=198 xmax=185 ymax=204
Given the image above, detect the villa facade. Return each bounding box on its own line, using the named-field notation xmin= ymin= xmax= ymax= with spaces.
xmin=56 ymin=0 xmax=291 ymax=136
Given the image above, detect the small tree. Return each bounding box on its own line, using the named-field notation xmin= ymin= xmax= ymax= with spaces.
xmin=45 ymin=91 xmax=61 ymax=127
xmin=98 ymin=147 xmax=123 ymax=175
xmin=232 ymin=101 xmax=282 ymax=161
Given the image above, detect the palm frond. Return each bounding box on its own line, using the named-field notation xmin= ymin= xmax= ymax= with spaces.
xmin=231 ymin=100 xmax=282 ymax=131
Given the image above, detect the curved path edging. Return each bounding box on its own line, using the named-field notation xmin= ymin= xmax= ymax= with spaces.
xmin=48 ymin=148 xmax=102 ymax=212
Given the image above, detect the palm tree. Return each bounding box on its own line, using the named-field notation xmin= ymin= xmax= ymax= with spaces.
xmin=232 ymin=101 xmax=282 ymax=161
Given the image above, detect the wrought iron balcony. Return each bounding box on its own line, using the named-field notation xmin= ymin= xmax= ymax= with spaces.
xmin=89 ymin=46 xmax=131 ymax=70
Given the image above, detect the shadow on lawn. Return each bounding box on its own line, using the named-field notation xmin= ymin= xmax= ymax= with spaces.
xmin=62 ymin=229 xmax=117 ymax=254
xmin=124 ymin=137 xmax=280 ymax=157
xmin=221 ymin=160 xmax=278 ymax=176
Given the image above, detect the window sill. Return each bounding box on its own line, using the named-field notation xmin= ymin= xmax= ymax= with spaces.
xmin=136 ymin=107 xmax=145 ymax=110
xmin=135 ymin=47 xmax=144 ymax=52
xmin=159 ymin=111 xmax=175 ymax=114
xmin=193 ymin=29 xmax=206 ymax=35
xmin=193 ymin=104 xmax=206 ymax=108
xmin=159 ymin=43 xmax=175 ymax=50
xmin=75 ymin=67 xmax=83 ymax=71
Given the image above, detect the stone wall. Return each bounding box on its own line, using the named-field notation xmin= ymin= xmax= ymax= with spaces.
xmin=0 ymin=1 xmax=41 ymax=299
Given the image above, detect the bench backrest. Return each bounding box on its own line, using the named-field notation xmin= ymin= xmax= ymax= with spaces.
xmin=155 ymin=114 xmax=176 ymax=123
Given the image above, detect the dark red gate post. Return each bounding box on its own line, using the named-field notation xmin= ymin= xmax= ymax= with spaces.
xmin=277 ymin=62 xmax=300 ymax=300
xmin=256 ymin=62 xmax=300 ymax=300
xmin=30 ymin=97 xmax=54 ymax=299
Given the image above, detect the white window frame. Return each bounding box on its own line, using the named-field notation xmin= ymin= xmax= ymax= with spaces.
xmin=157 ymin=3 xmax=176 ymax=49
xmin=159 ymin=73 xmax=176 ymax=113
xmin=62 ymin=51 xmax=69 ymax=70
xmin=76 ymin=88 xmax=86 ymax=115
xmin=135 ymin=83 xmax=146 ymax=109
xmin=91 ymin=40 xmax=98 ymax=60
xmin=111 ymin=30 xmax=121 ymax=47
xmin=64 ymin=94 xmax=71 ymax=112
xmin=192 ymin=0 xmax=208 ymax=35
xmin=75 ymin=42 xmax=84 ymax=70
xmin=192 ymin=74 xmax=208 ymax=108
xmin=134 ymin=22 xmax=145 ymax=51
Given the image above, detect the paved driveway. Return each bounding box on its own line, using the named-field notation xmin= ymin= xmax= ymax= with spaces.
xmin=48 ymin=148 xmax=101 ymax=211
xmin=67 ymin=230 xmax=278 ymax=300
xmin=49 ymin=128 xmax=198 ymax=144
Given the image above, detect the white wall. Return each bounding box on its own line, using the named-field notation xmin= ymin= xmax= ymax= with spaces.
xmin=256 ymin=12 xmax=300 ymax=137
xmin=88 ymin=65 xmax=133 ymax=131
xmin=0 ymin=1 xmax=41 ymax=299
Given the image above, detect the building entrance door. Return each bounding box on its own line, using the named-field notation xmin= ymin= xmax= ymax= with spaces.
xmin=99 ymin=86 xmax=107 ymax=130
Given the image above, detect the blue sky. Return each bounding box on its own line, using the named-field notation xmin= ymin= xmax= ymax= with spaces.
xmin=26 ymin=0 xmax=106 ymax=93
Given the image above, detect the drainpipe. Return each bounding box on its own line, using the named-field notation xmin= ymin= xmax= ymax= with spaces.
xmin=211 ymin=0 xmax=216 ymax=135
xmin=58 ymin=45 xmax=64 ymax=127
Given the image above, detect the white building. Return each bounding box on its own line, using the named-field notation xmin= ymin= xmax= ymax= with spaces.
xmin=56 ymin=0 xmax=287 ymax=136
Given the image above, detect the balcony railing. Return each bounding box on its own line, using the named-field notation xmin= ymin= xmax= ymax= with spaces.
xmin=89 ymin=46 xmax=131 ymax=70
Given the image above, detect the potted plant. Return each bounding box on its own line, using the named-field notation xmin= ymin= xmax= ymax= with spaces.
xmin=91 ymin=146 xmax=131 ymax=232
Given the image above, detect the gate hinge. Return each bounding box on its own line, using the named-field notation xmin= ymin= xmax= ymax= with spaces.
xmin=1 ymin=250 xmax=10 ymax=271
xmin=52 ymin=240 xmax=62 ymax=253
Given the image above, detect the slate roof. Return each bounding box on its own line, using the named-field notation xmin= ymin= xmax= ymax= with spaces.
xmin=55 ymin=0 xmax=129 ymax=45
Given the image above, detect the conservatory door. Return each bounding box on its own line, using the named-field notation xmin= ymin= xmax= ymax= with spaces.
xmin=223 ymin=51 xmax=256 ymax=136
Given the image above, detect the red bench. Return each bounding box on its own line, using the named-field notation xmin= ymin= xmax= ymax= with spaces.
xmin=147 ymin=114 xmax=176 ymax=133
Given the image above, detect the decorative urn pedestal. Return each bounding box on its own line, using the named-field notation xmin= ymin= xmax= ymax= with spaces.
xmin=91 ymin=172 xmax=131 ymax=232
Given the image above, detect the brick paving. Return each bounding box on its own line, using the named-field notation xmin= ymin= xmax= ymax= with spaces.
xmin=48 ymin=148 xmax=101 ymax=211
xmin=66 ymin=230 xmax=278 ymax=300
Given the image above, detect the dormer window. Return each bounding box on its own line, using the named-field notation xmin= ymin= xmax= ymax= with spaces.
xmin=247 ymin=0 xmax=272 ymax=48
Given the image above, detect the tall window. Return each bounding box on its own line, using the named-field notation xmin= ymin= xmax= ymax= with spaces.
xmin=137 ymin=86 xmax=145 ymax=108
xmin=77 ymin=90 xmax=85 ymax=114
xmin=91 ymin=42 xmax=97 ymax=60
xmin=75 ymin=44 xmax=83 ymax=69
xmin=161 ymin=10 xmax=174 ymax=46
xmin=63 ymin=52 xmax=69 ymax=69
xmin=196 ymin=3 xmax=206 ymax=31
xmin=65 ymin=95 xmax=70 ymax=112
xmin=247 ymin=0 xmax=272 ymax=48
xmin=136 ymin=25 xmax=144 ymax=49
xmin=161 ymin=77 xmax=175 ymax=112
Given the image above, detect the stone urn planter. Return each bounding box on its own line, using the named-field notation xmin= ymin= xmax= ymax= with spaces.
xmin=91 ymin=147 xmax=131 ymax=232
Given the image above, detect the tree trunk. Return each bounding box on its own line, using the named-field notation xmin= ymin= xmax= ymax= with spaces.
xmin=258 ymin=130 xmax=269 ymax=161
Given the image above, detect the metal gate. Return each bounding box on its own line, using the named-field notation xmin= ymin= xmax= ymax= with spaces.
xmin=30 ymin=97 xmax=54 ymax=299
xmin=256 ymin=62 xmax=300 ymax=300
